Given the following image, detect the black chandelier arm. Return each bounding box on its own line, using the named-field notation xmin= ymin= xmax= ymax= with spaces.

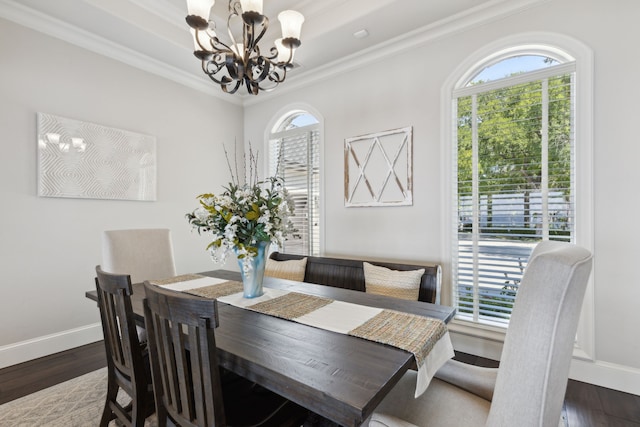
xmin=225 ymin=54 xmax=244 ymax=81
xmin=248 ymin=16 xmax=268 ymax=53
xmin=222 ymin=78 xmax=242 ymax=94
xmin=253 ymin=77 xmax=281 ymax=93
xmin=267 ymin=66 xmax=287 ymax=84
xmin=252 ymin=65 xmax=288 ymax=92
xmin=193 ymin=30 xmax=236 ymax=61
xmin=193 ymin=29 xmax=211 ymax=56
xmin=265 ymin=46 xmax=278 ymax=62
xmin=211 ymin=39 xmax=237 ymax=60
xmin=202 ymin=66 xmax=243 ymax=95
xmin=201 ymin=55 xmax=226 ymax=77
xmin=202 ymin=68 xmax=228 ymax=86
xmin=246 ymin=57 xmax=272 ymax=85
xmin=246 ymin=77 xmax=259 ymax=95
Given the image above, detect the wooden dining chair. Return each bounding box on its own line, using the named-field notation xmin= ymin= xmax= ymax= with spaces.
xmin=95 ymin=266 xmax=154 ymax=427
xmin=142 ymin=282 xmax=309 ymax=427
xmin=369 ymin=241 xmax=593 ymax=427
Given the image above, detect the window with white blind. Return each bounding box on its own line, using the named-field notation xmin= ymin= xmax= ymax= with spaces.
xmin=269 ymin=111 xmax=320 ymax=256
xmin=453 ymin=55 xmax=576 ymax=326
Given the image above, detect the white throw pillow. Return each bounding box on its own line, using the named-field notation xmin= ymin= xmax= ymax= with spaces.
xmin=363 ymin=262 xmax=424 ymax=301
xmin=265 ymin=257 xmax=307 ymax=282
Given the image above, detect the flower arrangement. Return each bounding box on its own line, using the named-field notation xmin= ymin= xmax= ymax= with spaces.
xmin=186 ymin=145 xmax=295 ymax=271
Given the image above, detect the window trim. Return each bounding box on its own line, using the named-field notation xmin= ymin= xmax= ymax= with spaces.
xmin=440 ymin=32 xmax=594 ymax=361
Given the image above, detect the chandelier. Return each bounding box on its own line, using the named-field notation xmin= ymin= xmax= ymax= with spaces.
xmin=186 ymin=0 xmax=304 ymax=95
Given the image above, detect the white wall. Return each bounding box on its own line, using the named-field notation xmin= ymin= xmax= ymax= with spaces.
xmin=243 ymin=0 xmax=640 ymax=394
xmin=0 ymin=18 xmax=242 ymax=367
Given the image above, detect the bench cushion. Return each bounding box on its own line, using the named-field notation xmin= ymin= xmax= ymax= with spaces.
xmin=265 ymin=257 xmax=307 ymax=281
xmin=363 ymin=262 xmax=424 ymax=301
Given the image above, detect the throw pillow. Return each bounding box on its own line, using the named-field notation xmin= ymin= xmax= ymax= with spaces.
xmin=363 ymin=262 xmax=424 ymax=301
xmin=265 ymin=257 xmax=308 ymax=282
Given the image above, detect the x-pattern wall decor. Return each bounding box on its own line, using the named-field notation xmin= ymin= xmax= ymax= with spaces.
xmin=344 ymin=126 xmax=413 ymax=207
xmin=37 ymin=113 xmax=156 ymax=201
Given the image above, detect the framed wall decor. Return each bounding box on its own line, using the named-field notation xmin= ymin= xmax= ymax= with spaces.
xmin=344 ymin=126 xmax=413 ymax=207
xmin=37 ymin=113 xmax=157 ymax=201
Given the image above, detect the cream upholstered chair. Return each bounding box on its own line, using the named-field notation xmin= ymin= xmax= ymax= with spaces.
xmin=369 ymin=241 xmax=593 ymax=427
xmin=101 ymin=228 xmax=176 ymax=284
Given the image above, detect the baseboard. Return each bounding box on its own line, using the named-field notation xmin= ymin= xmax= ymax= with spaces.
xmin=450 ymin=329 xmax=640 ymax=396
xmin=0 ymin=323 xmax=103 ymax=369
xmin=570 ymin=358 xmax=640 ymax=396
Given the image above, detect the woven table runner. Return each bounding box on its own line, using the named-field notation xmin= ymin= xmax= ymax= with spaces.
xmin=348 ymin=310 xmax=447 ymax=368
xmin=150 ymin=273 xmax=204 ymax=285
xmin=149 ymin=274 xmax=245 ymax=300
xmin=248 ymin=292 xmax=333 ymax=320
xmin=184 ymin=281 xmax=245 ymax=300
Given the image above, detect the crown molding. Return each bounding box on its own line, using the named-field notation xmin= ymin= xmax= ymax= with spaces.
xmin=243 ymin=0 xmax=550 ymax=107
xmin=0 ymin=0 xmax=549 ymax=108
xmin=128 ymin=0 xmax=185 ymax=30
xmin=0 ymin=0 xmax=241 ymax=106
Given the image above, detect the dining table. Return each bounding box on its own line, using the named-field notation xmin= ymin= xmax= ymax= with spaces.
xmin=86 ymin=269 xmax=456 ymax=427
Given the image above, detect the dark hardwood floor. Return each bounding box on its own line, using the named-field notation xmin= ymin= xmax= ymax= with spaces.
xmin=0 ymin=341 xmax=106 ymax=405
xmin=1 ymin=343 xmax=639 ymax=426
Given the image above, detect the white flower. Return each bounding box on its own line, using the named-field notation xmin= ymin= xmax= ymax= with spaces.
xmin=194 ymin=207 xmax=209 ymax=221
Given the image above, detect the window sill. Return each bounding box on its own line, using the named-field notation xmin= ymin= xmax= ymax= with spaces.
xmin=448 ymin=318 xmax=507 ymax=343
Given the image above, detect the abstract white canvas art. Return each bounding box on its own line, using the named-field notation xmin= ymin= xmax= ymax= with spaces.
xmin=37 ymin=113 xmax=156 ymax=201
xmin=344 ymin=127 xmax=413 ymax=207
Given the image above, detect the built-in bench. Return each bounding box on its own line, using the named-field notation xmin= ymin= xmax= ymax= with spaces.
xmin=268 ymin=252 xmax=442 ymax=304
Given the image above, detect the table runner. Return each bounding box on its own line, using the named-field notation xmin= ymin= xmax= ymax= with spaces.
xmin=150 ymin=274 xmax=454 ymax=397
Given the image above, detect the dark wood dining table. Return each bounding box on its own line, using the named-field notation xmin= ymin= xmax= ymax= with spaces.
xmin=86 ymin=269 xmax=455 ymax=427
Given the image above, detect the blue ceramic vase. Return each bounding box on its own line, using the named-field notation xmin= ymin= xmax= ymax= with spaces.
xmin=235 ymin=241 xmax=269 ymax=298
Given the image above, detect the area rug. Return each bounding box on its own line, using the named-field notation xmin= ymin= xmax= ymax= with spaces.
xmin=0 ymin=368 xmax=156 ymax=427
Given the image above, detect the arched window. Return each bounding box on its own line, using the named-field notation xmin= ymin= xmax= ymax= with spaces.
xmin=268 ymin=110 xmax=321 ymax=256
xmin=452 ymin=48 xmax=583 ymax=327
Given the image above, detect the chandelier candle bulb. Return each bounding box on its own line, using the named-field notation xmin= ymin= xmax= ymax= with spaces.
xmin=278 ymin=10 xmax=304 ymax=43
xmin=239 ymin=0 xmax=262 ymax=14
xmin=186 ymin=0 xmax=214 ymax=29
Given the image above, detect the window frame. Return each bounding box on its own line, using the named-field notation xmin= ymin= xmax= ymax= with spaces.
xmin=265 ymin=105 xmax=325 ymax=257
xmin=440 ymin=32 xmax=594 ymax=361
xmin=455 ymin=63 xmax=576 ymax=326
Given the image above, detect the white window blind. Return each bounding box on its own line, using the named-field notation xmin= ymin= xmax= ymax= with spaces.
xmin=269 ymin=124 xmax=320 ymax=256
xmin=453 ymin=63 xmax=575 ymax=325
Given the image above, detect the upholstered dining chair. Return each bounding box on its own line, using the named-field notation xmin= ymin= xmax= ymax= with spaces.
xmin=95 ymin=266 xmax=154 ymax=427
xmin=369 ymin=241 xmax=593 ymax=427
xmin=101 ymin=228 xmax=177 ymax=284
xmin=142 ymin=282 xmax=309 ymax=427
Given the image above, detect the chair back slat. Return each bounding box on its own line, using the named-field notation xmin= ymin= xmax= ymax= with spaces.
xmin=143 ymin=283 xmax=226 ymax=427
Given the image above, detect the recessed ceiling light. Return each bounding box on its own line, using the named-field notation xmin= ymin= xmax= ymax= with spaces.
xmin=353 ymin=29 xmax=369 ymax=39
